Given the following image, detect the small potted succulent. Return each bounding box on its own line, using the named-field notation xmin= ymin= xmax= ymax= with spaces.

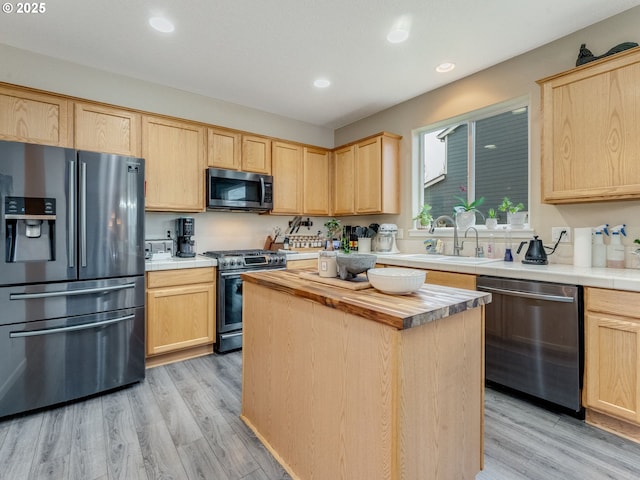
xmin=413 ymin=203 xmax=433 ymax=229
xmin=453 ymin=189 xmax=484 ymax=230
xmin=485 ymin=208 xmax=498 ymax=229
xmin=498 ymin=197 xmax=526 ymax=228
xmin=323 ymin=218 xmax=342 ymax=250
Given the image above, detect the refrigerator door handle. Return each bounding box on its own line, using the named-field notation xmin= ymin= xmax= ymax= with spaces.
xmin=68 ymin=159 xmax=76 ymax=268
xmin=10 ymin=282 xmax=136 ymax=300
xmin=9 ymin=314 xmax=135 ymax=338
xmin=80 ymin=161 xmax=87 ymax=268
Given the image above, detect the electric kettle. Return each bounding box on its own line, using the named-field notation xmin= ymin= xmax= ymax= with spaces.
xmin=517 ymin=236 xmax=548 ymax=265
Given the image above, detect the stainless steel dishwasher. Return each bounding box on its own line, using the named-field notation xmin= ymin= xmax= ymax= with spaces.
xmin=477 ymin=276 xmax=583 ymax=412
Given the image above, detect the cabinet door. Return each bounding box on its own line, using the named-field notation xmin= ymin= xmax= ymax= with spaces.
xmin=146 ymin=283 xmax=215 ymax=355
xmin=74 ymin=102 xmax=141 ymax=156
xmin=242 ymin=135 xmax=272 ymax=174
xmin=142 ymin=115 xmax=205 ymax=212
xmin=272 ymin=141 xmax=303 ymax=214
xmin=303 ymin=147 xmax=330 ymax=215
xmin=0 ymin=85 xmax=73 ymax=147
xmin=539 ymin=48 xmax=640 ymax=203
xmin=332 ymin=145 xmax=355 ymax=215
xmin=585 ymin=311 xmax=640 ymax=422
xmin=355 ymin=136 xmax=382 ymax=213
xmin=208 ymin=127 xmax=241 ymax=169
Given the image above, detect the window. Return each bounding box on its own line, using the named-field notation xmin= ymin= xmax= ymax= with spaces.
xmin=416 ymin=99 xmax=529 ymax=224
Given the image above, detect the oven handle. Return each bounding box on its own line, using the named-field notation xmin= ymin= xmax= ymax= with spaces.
xmin=10 ymin=282 xmax=136 ymax=300
xmin=219 ymin=268 xmax=285 ymax=278
xmin=9 ymin=314 xmax=135 ymax=338
xmin=477 ymin=285 xmax=574 ymax=303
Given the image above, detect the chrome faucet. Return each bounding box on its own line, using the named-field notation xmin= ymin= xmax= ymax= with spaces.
xmin=429 ymin=215 xmax=462 ymax=256
xmin=463 ymin=226 xmax=484 ymax=257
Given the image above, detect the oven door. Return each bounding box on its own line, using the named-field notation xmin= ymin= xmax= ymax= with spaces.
xmin=216 ymin=268 xmax=283 ymax=353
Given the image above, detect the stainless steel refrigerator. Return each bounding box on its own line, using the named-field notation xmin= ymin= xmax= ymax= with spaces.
xmin=0 ymin=140 xmax=145 ymax=418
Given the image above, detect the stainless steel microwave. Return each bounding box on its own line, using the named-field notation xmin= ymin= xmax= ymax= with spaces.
xmin=206 ymin=168 xmax=274 ymax=212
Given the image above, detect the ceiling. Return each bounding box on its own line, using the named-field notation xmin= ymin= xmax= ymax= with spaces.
xmin=1 ymin=0 xmax=639 ymax=129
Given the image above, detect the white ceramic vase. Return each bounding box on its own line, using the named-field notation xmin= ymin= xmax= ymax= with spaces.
xmin=455 ymin=211 xmax=476 ymax=231
xmin=485 ymin=218 xmax=498 ymax=230
xmin=507 ymin=211 xmax=527 ymax=229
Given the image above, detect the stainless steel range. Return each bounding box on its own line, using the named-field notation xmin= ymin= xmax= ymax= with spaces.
xmin=203 ymin=249 xmax=286 ymax=353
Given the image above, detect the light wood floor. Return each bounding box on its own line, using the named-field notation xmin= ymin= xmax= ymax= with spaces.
xmin=1 ymin=351 xmax=640 ymax=480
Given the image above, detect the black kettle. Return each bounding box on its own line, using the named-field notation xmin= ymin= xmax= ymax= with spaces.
xmin=517 ymin=236 xmax=548 ymax=265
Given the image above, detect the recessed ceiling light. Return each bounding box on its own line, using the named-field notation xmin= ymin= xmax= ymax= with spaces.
xmin=149 ymin=16 xmax=175 ymax=33
xmin=387 ymin=15 xmax=411 ymax=44
xmin=511 ymin=107 xmax=527 ymax=114
xmin=313 ymin=78 xmax=331 ymax=88
xmin=484 ymin=144 xmax=497 ymax=150
xmin=387 ymin=28 xmax=409 ymax=44
xmin=435 ymin=62 xmax=455 ymax=73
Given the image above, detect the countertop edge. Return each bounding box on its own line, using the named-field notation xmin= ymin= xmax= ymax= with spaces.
xmin=242 ymin=268 xmax=491 ymax=330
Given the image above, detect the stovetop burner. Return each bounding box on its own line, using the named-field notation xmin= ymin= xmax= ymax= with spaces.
xmin=202 ymin=249 xmax=287 ymax=271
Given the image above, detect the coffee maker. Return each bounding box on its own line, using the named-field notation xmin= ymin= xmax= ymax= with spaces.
xmin=176 ymin=217 xmax=196 ymax=258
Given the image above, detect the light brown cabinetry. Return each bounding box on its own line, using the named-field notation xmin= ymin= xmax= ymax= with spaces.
xmin=303 ymin=147 xmax=330 ymax=215
xmin=0 ymin=84 xmax=73 ymax=147
xmin=584 ymin=287 xmax=640 ymax=440
xmin=207 ymin=127 xmax=241 ymax=169
xmin=142 ymin=115 xmax=206 ymax=212
xmin=333 ymin=132 xmax=400 ymax=215
xmin=271 ymin=141 xmax=303 ymax=214
xmin=146 ymin=267 xmax=216 ymax=366
xmin=74 ymin=102 xmax=141 ymax=156
xmin=332 ymin=145 xmax=356 ymax=215
xmin=242 ymin=134 xmax=271 ymax=174
xmin=538 ymin=47 xmax=640 ymax=203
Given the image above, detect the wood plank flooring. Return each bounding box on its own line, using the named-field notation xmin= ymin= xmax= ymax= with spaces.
xmin=0 ymin=351 xmax=639 ymax=479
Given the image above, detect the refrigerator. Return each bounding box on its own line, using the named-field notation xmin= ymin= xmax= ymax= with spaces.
xmin=0 ymin=140 xmax=145 ymax=418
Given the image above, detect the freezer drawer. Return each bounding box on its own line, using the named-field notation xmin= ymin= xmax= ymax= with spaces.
xmin=0 ymin=306 xmax=144 ymax=418
xmin=0 ymin=276 xmax=144 ymax=327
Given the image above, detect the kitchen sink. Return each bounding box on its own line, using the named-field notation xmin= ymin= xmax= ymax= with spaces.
xmin=403 ymin=254 xmax=503 ymax=265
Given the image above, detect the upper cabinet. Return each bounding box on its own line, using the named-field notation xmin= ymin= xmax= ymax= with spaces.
xmin=303 ymin=147 xmax=330 ymax=216
xmin=538 ymin=47 xmax=640 ymax=204
xmin=207 ymin=127 xmax=241 ymax=170
xmin=74 ymin=102 xmax=141 ymax=157
xmin=0 ymin=84 xmax=73 ymax=147
xmin=334 ymin=132 xmax=400 ymax=215
xmin=332 ymin=145 xmax=356 ymax=215
xmin=272 ymin=141 xmax=303 ymax=214
xmin=242 ymin=135 xmax=272 ymax=174
xmin=142 ymin=115 xmax=206 ymax=212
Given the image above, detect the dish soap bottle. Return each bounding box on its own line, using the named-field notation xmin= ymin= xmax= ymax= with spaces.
xmin=591 ymin=224 xmax=608 ymax=267
xmin=607 ymin=224 xmax=626 ymax=268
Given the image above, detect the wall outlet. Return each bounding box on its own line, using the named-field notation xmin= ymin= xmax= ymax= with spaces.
xmin=551 ymin=227 xmax=571 ymax=243
xmin=396 ymin=228 xmax=404 ymax=240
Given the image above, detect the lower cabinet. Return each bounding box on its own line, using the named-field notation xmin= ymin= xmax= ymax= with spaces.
xmin=585 ymin=287 xmax=640 ymax=439
xmin=146 ymin=267 xmax=216 ymax=367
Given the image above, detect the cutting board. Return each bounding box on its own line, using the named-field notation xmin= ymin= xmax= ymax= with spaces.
xmin=300 ymin=271 xmax=371 ymax=290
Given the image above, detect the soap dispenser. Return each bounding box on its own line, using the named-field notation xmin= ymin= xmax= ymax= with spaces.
xmin=607 ymin=224 xmax=626 ymax=268
xmin=592 ymin=224 xmax=608 ymax=267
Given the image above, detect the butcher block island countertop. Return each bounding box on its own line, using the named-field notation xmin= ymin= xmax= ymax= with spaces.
xmin=241 ymin=268 xmax=491 ymax=480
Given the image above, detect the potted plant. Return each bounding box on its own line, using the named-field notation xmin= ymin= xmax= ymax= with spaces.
xmin=413 ymin=203 xmax=433 ymax=229
xmin=324 ymin=218 xmax=342 ymax=250
xmin=486 ymin=208 xmax=498 ymax=229
xmin=498 ymin=197 xmax=526 ymax=228
xmin=453 ymin=192 xmax=484 ymax=230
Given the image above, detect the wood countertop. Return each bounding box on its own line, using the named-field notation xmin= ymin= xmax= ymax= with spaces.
xmin=242 ymin=268 xmax=491 ymax=330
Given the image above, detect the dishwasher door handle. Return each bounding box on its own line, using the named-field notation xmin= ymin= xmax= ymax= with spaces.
xmin=477 ymin=285 xmax=575 ymax=303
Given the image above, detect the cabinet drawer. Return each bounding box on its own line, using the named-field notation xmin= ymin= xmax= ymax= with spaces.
xmin=586 ymin=288 xmax=640 ymax=319
xmin=147 ymin=267 xmax=215 ymax=288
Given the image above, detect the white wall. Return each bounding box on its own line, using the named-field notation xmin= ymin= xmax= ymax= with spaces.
xmin=335 ymin=6 xmax=640 ymax=262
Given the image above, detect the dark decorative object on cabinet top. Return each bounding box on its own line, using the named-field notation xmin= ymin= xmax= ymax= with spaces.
xmin=575 ymin=41 xmax=638 ymax=66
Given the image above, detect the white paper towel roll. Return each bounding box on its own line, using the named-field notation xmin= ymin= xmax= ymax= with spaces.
xmin=574 ymin=227 xmax=592 ymax=267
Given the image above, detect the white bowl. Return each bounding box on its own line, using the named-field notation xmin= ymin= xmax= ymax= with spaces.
xmin=367 ymin=268 xmax=426 ymax=294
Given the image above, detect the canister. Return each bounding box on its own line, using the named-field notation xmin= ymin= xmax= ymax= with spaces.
xmin=318 ymin=250 xmax=337 ymax=277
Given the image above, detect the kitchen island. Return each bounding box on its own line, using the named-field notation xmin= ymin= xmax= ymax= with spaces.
xmin=240 ymin=268 xmax=491 ymax=480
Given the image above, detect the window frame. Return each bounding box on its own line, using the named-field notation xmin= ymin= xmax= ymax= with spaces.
xmin=410 ymin=95 xmax=531 ymax=237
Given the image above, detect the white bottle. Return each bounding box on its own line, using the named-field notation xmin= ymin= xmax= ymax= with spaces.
xmin=487 ymin=234 xmax=495 ymax=259
xmin=591 ymin=231 xmax=606 ymax=267
xmin=607 ymin=224 xmax=626 ymax=269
